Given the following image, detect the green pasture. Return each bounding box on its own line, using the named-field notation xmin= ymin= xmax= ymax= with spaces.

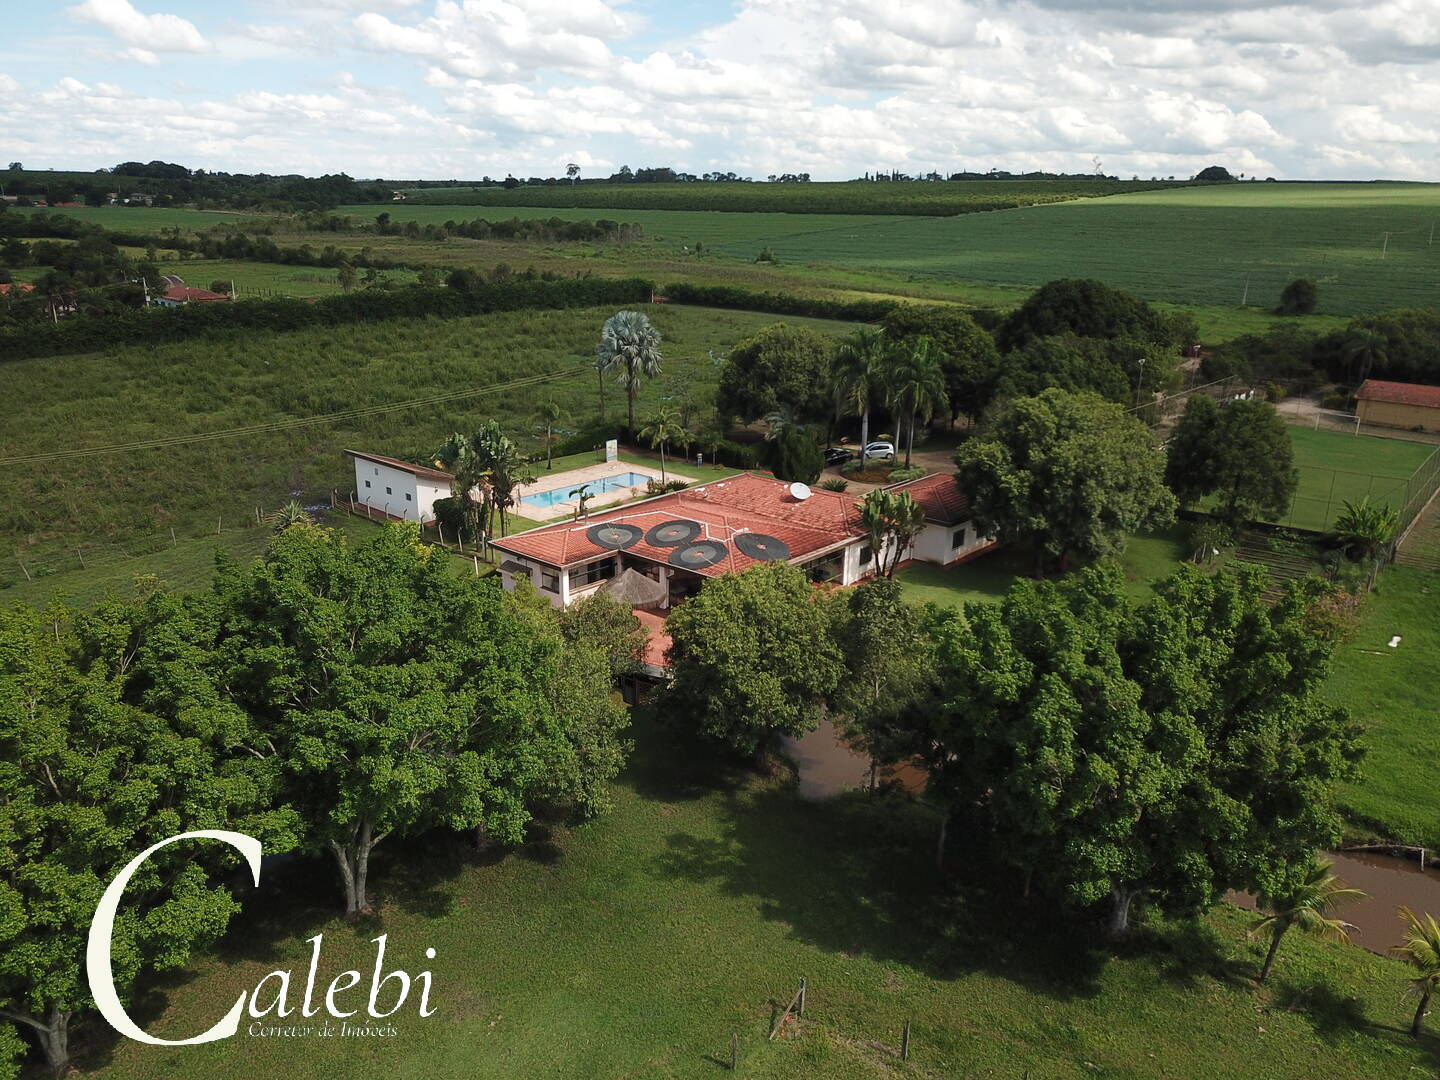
xmin=1329 ymin=566 xmax=1440 ymax=850
xmin=75 ymin=712 xmax=1437 ymax=1080
xmin=0 ymin=304 xmax=854 ymax=594
xmin=750 ymin=183 xmax=1440 ymax=317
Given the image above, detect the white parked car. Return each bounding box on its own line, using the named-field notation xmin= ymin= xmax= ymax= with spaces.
xmin=862 ymin=441 xmax=896 ymax=460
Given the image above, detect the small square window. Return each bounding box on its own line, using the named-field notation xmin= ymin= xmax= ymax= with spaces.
xmin=541 ymin=571 xmax=560 ymax=592
xmin=952 ymin=527 xmax=967 ymax=549
xmin=364 ymin=480 xmax=371 ymax=488
xmin=859 ymin=547 xmax=873 ymax=565
xmin=386 ymin=486 xmax=392 ymax=495
xmin=405 ymin=493 xmax=412 ymax=501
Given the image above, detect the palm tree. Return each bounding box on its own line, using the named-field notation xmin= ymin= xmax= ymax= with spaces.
xmin=861 ymin=489 xmax=927 ymax=577
xmin=535 ymin=399 xmax=566 ymax=470
xmin=638 ymin=406 xmax=687 ymax=484
xmin=591 ymin=355 xmax=608 ymax=420
xmin=434 ymin=432 xmax=492 ymax=547
xmin=597 ymin=310 xmax=664 ymax=433
xmin=834 ymin=326 xmax=888 ymax=470
xmin=1250 ymin=857 xmax=1366 ymax=983
xmin=885 ymin=337 xmax=948 ymax=467
xmin=1344 ymin=329 xmax=1388 ymax=387
xmin=1393 ymin=907 xmax=1440 ymax=1039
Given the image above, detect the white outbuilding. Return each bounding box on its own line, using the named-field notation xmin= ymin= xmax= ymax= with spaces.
xmin=345 ymin=449 xmax=453 ymax=523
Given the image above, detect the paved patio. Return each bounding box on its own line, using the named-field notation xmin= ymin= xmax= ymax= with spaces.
xmin=513 ymin=462 xmax=696 ymax=521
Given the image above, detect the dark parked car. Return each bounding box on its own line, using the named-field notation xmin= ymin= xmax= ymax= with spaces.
xmin=824 ymin=447 xmax=853 ymax=465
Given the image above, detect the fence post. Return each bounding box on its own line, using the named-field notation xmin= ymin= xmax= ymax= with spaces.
xmin=797 ymin=977 xmax=806 ymax=1018
xmin=438 ymin=522 xmax=446 ymax=546
xmin=76 ymin=548 xmax=86 ymax=570
xmin=730 ymin=1033 xmax=737 ymax=1071
xmin=16 ymin=556 xmax=30 ymax=582
xmin=901 ymin=1020 xmax=910 ymax=1061
xmin=217 ymin=517 xmax=222 ymax=535
xmin=170 ymin=526 xmax=177 ymax=546
xmin=473 ymin=556 xmax=479 ymax=576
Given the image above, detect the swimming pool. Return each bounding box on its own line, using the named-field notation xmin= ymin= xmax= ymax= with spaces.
xmin=520 ymin=471 xmax=652 ymax=509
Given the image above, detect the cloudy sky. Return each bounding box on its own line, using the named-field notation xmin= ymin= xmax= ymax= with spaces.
xmin=1 ymin=0 xmax=1436 ymax=181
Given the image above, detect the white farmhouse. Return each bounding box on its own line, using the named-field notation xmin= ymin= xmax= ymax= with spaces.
xmin=884 ymin=472 xmax=996 ymax=567
xmin=346 ymin=449 xmax=453 ymax=523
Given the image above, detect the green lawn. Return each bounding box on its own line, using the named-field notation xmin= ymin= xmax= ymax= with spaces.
xmin=1271 ymin=427 xmax=1436 ymax=532
xmin=75 ymin=712 xmax=1439 ymax=1079
xmin=1329 ymin=566 xmax=1440 ymax=849
xmin=897 ymin=526 xmax=1195 ymax=610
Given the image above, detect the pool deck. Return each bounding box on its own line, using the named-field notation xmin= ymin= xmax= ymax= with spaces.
xmin=514 ymin=462 xmax=697 ymax=521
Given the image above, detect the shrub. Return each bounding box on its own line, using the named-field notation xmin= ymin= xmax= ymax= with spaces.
xmin=645 ymin=479 xmax=689 ymax=495
xmin=1277 ymin=278 xmax=1318 ymax=315
xmin=1321 ymin=390 xmax=1349 ymax=410
xmin=817 ymin=477 xmax=848 ymax=492
xmin=1264 ymin=381 xmax=1286 ymax=403
xmin=1188 ymin=519 xmax=1233 ymax=563
xmin=886 ymin=465 xmax=926 ymax=483
xmin=662 ymin=282 xmax=897 ymax=323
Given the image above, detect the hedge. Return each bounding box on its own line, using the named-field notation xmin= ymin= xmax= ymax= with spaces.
xmin=0 ymin=277 xmax=657 ymax=361
xmin=661 ymin=282 xmax=897 ymax=323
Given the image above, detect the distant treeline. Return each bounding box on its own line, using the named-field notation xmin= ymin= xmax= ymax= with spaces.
xmin=0 ymin=277 xmax=655 ymax=361
xmin=0 ymin=162 xmax=392 ymax=211
xmin=661 ymin=282 xmax=901 ymax=324
xmin=370 ymin=212 xmax=642 ymax=244
xmin=404 ymin=178 xmax=1195 ymax=216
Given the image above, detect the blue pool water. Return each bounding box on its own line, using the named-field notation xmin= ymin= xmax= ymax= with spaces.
xmin=520 ymin=471 xmax=652 ymax=509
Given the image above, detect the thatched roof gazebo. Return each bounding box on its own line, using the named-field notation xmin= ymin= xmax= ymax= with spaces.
xmin=600 ymin=567 xmax=668 ymax=609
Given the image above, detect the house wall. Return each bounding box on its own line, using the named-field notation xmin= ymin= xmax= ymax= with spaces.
xmin=1357 ymin=400 xmax=1440 ymax=433
xmin=353 ymin=459 xmax=420 ymax=520
xmin=914 ymin=520 xmax=994 ymax=566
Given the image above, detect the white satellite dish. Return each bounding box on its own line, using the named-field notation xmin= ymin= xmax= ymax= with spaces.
xmin=788 ymin=481 xmax=812 ymax=501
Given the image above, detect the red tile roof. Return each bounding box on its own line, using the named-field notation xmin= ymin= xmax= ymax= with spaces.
xmin=0 ymin=283 xmax=35 ymax=295
xmin=345 ymin=449 xmax=454 ymax=484
xmin=493 ymin=472 xmax=866 ymax=576
xmin=162 ymin=285 xmax=230 ymax=303
xmin=1355 ymin=379 xmax=1440 ymax=409
xmin=888 ymin=472 xmax=972 ymax=525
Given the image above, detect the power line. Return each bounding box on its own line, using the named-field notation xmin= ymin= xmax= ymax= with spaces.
xmin=0 ymin=365 xmax=582 ymax=467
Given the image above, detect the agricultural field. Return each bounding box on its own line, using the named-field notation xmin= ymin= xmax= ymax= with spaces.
xmin=76 ymin=711 xmax=1437 ymax=1080
xmin=747 ymin=182 xmax=1440 ymax=317
xmin=7 ymin=204 xmax=262 ymax=230
xmin=150 ymin=258 xmax=422 ymax=297
xmin=0 ymin=304 xmax=856 ymax=594
xmin=399 ymin=177 xmax=1194 ymax=215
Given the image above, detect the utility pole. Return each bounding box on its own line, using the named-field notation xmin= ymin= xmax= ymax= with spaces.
xmin=1241 ymin=274 xmax=1250 ymax=307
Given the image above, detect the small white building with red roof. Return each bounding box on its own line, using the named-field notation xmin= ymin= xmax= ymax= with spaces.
xmin=887 ymin=472 xmax=997 ymax=567
xmin=345 ymin=449 xmax=454 ymax=524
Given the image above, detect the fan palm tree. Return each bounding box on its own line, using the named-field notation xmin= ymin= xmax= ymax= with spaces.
xmin=885 ymin=337 xmax=949 ymax=467
xmin=597 ymin=310 xmax=664 ymax=433
xmin=638 ymin=406 xmax=687 ymax=484
xmin=1392 ymin=907 xmax=1440 ymax=1039
xmin=834 ymin=326 xmax=888 ymax=470
xmin=1344 ymin=328 xmax=1388 ymax=387
xmin=1250 ymin=857 xmax=1366 ymax=983
xmin=535 ymin=399 xmax=566 ymax=470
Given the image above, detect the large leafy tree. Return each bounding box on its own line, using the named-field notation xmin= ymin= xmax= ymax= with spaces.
xmin=0 ymin=593 xmax=298 ymax=1076
xmin=997 ymin=278 xmax=1180 ymax=353
xmin=919 ymin=565 xmax=1362 ymax=936
xmin=885 ymin=336 xmax=948 ymax=466
xmin=880 ymin=306 xmax=1000 ymax=425
xmin=597 ymin=309 xmax=664 ymax=432
xmin=664 ymin=564 xmax=844 ymax=760
xmin=955 ymin=388 xmax=1176 ymax=576
xmin=1164 ymin=396 xmax=1298 ymax=531
xmin=716 ymin=323 xmax=834 ymax=426
xmin=212 ymin=523 xmax=596 ymax=915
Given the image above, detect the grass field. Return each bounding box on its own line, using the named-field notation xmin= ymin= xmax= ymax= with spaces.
xmin=1330 ymin=566 xmax=1440 ymax=850
xmin=9 ymin=205 xmax=262 ymax=229
xmin=750 ymin=183 xmax=1440 ymax=317
xmin=151 ymin=258 xmax=422 ymax=297
xmin=0 ymin=305 xmax=852 ymax=589
xmin=73 ymin=712 xmax=1438 ymax=1079
xmin=1269 ymin=426 xmax=1437 ymax=532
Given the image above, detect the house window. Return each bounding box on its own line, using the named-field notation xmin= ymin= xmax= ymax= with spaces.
xmin=569 ymin=561 xmax=616 ymax=589
xmin=952 ymin=526 xmax=968 ymax=549
xmin=405 ymin=493 xmax=412 ymax=502
xmin=374 ymin=468 xmax=379 ymax=476
xmin=386 ymin=486 xmax=392 ymax=495
xmin=365 ymin=480 xmax=371 ymax=489
xmin=540 ymin=570 xmax=560 ymax=592
xmin=858 ymin=546 xmax=873 ymax=566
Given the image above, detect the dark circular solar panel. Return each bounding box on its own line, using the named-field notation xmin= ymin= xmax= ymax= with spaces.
xmin=646 ymin=519 xmax=702 ymax=547
xmin=734 ymin=532 xmax=791 ymax=562
xmin=668 ymin=540 xmax=728 ymax=570
xmin=587 ymin=523 xmax=643 ymax=550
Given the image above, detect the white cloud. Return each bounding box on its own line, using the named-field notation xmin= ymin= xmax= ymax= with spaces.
xmin=67 ymin=0 xmax=208 ymax=53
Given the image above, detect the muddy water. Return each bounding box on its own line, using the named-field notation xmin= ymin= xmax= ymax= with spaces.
xmin=784 ymin=726 xmax=1440 ymax=952
xmin=780 ymin=719 xmax=927 ymax=800
xmin=1233 ymin=850 xmax=1440 ymax=954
